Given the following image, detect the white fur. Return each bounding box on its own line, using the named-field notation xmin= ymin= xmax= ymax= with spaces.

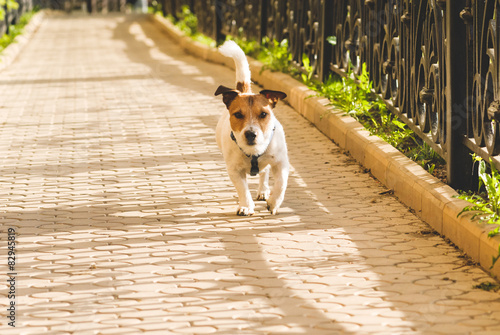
xmin=218 ymin=40 xmax=252 ymax=89
xmin=216 ymin=41 xmax=289 ymax=216
xmin=216 ymin=110 xmax=289 ymax=215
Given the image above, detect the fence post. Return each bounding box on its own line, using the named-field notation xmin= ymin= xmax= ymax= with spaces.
xmin=4 ymin=4 xmax=9 ymax=35
xmin=259 ymin=0 xmax=267 ymax=43
xmin=214 ymin=0 xmax=224 ymax=43
xmin=446 ymin=0 xmax=471 ymax=190
xmin=320 ymin=0 xmax=333 ymax=81
xmin=161 ymin=0 xmax=167 ymax=17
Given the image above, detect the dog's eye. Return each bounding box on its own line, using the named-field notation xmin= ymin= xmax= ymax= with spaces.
xmin=233 ymin=112 xmax=244 ymax=119
xmin=259 ymin=111 xmax=268 ymax=119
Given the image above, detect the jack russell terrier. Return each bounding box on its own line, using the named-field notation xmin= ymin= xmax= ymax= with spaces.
xmin=215 ymin=40 xmax=289 ymax=216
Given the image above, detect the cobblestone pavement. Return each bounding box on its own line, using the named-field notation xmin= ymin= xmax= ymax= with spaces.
xmin=1 ymin=13 xmax=500 ymax=335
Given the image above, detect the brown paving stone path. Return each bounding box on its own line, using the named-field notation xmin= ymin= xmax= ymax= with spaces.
xmin=1 ymin=13 xmax=500 ymax=335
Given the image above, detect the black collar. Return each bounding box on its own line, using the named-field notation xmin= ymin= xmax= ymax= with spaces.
xmin=230 ymin=127 xmax=275 ymax=176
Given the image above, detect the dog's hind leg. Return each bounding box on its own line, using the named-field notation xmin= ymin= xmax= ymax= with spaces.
xmin=256 ymin=165 xmax=271 ymax=201
xmin=267 ymin=163 xmax=289 ymax=215
xmin=228 ymin=170 xmax=255 ymax=216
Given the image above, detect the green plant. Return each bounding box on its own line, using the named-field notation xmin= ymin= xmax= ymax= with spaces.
xmin=406 ymin=141 xmax=445 ymax=172
xmin=326 ymin=35 xmax=337 ymax=46
xmin=258 ymin=37 xmax=292 ymax=73
xmin=457 ymin=155 xmax=500 ymax=268
xmin=167 ymin=5 xmax=215 ymax=47
xmin=300 ymin=53 xmax=315 ymax=86
xmin=229 ymin=29 xmax=260 ymax=57
xmin=317 ymin=63 xmax=386 ymax=128
xmin=312 ymin=63 xmax=444 ymax=174
xmin=474 ymin=281 xmax=500 ymax=292
xmin=175 ymin=5 xmax=198 ymax=36
xmin=457 ymin=155 xmax=500 ymax=226
xmin=0 ymin=0 xmax=19 ymax=21
xmin=148 ymin=0 xmax=162 ymax=14
xmin=0 ymin=9 xmax=35 ymax=53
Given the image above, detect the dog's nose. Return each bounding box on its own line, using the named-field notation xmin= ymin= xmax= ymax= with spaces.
xmin=245 ymin=130 xmax=257 ymax=144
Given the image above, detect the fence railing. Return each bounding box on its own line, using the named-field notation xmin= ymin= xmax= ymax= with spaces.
xmin=1 ymin=0 xmax=33 ymax=36
xmin=161 ymin=0 xmax=500 ymax=190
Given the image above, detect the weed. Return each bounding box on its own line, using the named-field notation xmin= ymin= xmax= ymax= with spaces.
xmin=257 ymin=37 xmax=292 ymax=73
xmin=457 ymin=155 xmax=500 ymax=227
xmin=457 ymin=155 xmax=500 ymax=268
xmin=168 ymin=5 xmax=215 ymax=47
xmin=0 ymin=0 xmax=19 ymax=21
xmin=474 ymin=281 xmax=500 ymax=292
xmin=300 ymin=53 xmax=315 ymax=86
xmin=175 ymin=5 xmax=198 ymax=36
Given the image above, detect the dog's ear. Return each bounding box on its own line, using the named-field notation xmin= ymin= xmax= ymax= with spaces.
xmin=215 ymin=85 xmax=240 ymax=109
xmin=260 ymin=90 xmax=287 ymax=108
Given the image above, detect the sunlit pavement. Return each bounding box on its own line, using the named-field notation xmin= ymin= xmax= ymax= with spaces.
xmin=1 ymin=14 xmax=500 ymax=335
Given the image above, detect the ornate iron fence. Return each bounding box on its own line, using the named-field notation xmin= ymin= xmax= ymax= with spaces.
xmin=160 ymin=0 xmax=500 ymax=189
xmin=1 ymin=0 xmax=33 ymax=36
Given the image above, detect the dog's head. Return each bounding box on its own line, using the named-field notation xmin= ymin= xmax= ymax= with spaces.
xmin=215 ymin=85 xmax=287 ymax=155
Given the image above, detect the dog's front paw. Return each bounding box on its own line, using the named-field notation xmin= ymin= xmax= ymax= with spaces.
xmin=256 ymin=189 xmax=270 ymax=201
xmin=266 ymin=201 xmax=280 ymax=215
xmin=237 ymin=207 xmax=254 ymax=216
xmin=266 ymin=203 xmax=279 ymax=215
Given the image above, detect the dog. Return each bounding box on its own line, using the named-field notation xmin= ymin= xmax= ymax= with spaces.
xmin=214 ymin=40 xmax=289 ymax=216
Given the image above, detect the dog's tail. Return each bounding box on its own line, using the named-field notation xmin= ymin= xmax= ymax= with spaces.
xmin=219 ymin=40 xmax=252 ymax=93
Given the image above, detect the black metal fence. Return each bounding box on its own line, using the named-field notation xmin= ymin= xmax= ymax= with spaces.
xmin=160 ymin=0 xmax=500 ymax=190
xmin=1 ymin=0 xmax=33 ymax=36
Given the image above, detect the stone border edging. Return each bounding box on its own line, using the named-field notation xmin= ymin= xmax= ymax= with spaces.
xmin=150 ymin=13 xmax=500 ymax=278
xmin=0 ymin=10 xmax=47 ymax=73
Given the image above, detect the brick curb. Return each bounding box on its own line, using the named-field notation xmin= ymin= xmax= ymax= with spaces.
xmin=0 ymin=10 xmax=47 ymax=72
xmin=149 ymin=13 xmax=500 ymax=278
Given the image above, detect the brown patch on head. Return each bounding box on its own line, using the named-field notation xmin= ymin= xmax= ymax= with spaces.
xmin=236 ymin=81 xmax=252 ymax=93
xmin=227 ymin=94 xmax=274 ymax=134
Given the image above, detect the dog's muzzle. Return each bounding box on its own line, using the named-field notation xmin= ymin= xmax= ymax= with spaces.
xmin=244 ymin=130 xmax=257 ymax=145
xmin=230 ymin=127 xmax=276 ymax=176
